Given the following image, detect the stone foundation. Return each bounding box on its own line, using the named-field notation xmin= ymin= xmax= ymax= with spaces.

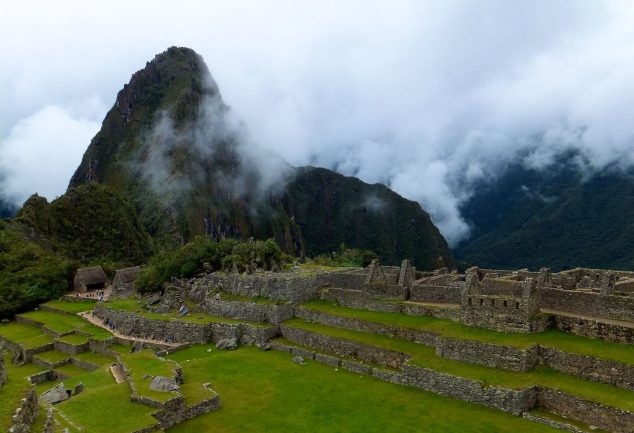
xmin=197 ymin=299 xmax=295 ymax=325
xmin=95 ymin=304 xmax=277 ymax=346
xmin=435 ymin=338 xmax=539 ymax=372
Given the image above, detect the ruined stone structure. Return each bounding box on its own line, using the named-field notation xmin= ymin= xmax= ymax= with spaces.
xmin=73 ymin=266 xmax=108 ymax=292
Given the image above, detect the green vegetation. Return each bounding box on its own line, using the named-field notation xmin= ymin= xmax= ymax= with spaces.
xmin=301 ymin=301 xmax=634 ymax=365
xmin=57 ymin=333 xmax=90 ymax=345
xmin=56 ymin=383 xmax=159 ymax=433
xmin=0 ymin=221 xmax=77 ymax=318
xmin=42 ymin=299 xmax=96 ymax=313
xmin=106 ymin=298 xmax=263 ymax=326
xmin=17 ymin=310 xmax=112 ymax=340
xmin=0 ymin=354 xmax=37 ymax=432
xmin=312 ymin=243 xmax=378 ymax=267
xmin=167 ymin=345 xmax=556 ymax=433
xmin=457 ymin=159 xmax=634 ymax=270
xmin=34 ymin=350 xmax=70 ymax=363
xmin=135 ymin=237 xmax=288 ymax=292
xmin=0 ymin=322 xmax=53 ymax=348
xmin=284 ymin=319 xmax=634 ymax=412
xmin=120 ymin=350 xmax=180 ymax=402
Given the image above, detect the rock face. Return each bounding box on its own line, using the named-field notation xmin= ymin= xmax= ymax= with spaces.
xmin=215 ymin=338 xmax=238 ymax=350
xmin=66 ymin=46 xmax=453 ymax=269
xmin=40 ymin=383 xmax=69 ymax=404
xmin=149 ymin=376 xmax=181 ymax=392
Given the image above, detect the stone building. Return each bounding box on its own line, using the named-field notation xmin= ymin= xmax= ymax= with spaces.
xmin=73 ymin=267 xmax=108 ymax=292
xmin=112 ymin=266 xmax=142 ymax=293
xmin=460 ymin=267 xmax=542 ymax=333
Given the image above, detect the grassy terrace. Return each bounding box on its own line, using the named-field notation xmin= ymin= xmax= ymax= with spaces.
xmin=43 ymin=299 xmax=97 ymax=313
xmin=35 ymin=349 xmax=70 ymax=363
xmin=302 ymin=300 xmax=634 ymax=365
xmin=284 ymin=318 xmax=634 ymax=412
xmin=18 ymin=310 xmax=112 ymax=340
xmin=0 ymin=322 xmax=53 ymax=348
xmin=0 ymin=354 xmax=43 ymax=431
xmin=166 ymin=345 xmax=558 ymax=433
xmin=57 ymin=333 xmax=90 ymax=345
xmin=106 ymin=298 xmax=268 ymax=327
xmin=121 ymin=350 xmax=181 ymax=402
xmin=56 ymin=383 xmax=158 ymax=433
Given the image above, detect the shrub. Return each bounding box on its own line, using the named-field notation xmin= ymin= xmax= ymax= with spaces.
xmin=313 ymin=244 xmax=378 ymax=268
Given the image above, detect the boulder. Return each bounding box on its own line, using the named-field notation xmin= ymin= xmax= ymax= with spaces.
xmin=74 ymin=382 xmax=84 ymax=396
xmin=149 ymin=376 xmax=180 ymax=392
xmin=41 ymin=383 xmax=69 ymax=404
xmin=216 ymin=338 xmax=238 ymax=350
xmin=256 ymin=343 xmax=271 ymax=351
xmin=292 ymin=356 xmax=305 ymax=365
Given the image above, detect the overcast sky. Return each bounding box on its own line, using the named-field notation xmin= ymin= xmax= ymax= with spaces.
xmin=1 ymin=0 xmax=634 ymax=244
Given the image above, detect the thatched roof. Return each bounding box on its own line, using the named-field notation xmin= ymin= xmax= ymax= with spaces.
xmin=114 ymin=266 xmax=141 ymax=284
xmin=75 ymin=267 xmax=107 ymax=285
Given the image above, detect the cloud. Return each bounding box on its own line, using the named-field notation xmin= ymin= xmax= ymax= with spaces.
xmin=0 ymin=97 xmax=105 ymax=205
xmin=2 ymin=0 xmax=634 ymax=245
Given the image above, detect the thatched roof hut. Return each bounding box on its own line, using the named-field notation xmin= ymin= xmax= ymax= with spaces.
xmin=112 ymin=266 xmax=141 ymax=292
xmin=74 ymin=267 xmax=108 ymax=292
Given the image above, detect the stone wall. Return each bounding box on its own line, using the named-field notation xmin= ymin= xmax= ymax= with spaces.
xmin=435 ymin=338 xmax=539 ymax=372
xmin=197 ymin=299 xmax=295 ymax=325
xmin=409 ymin=284 xmax=461 ymax=303
xmin=191 ymin=272 xmax=323 ymax=303
xmin=8 ymin=387 xmax=39 ymax=433
xmin=401 ymin=302 xmax=460 ymax=321
xmin=0 ymin=356 xmax=6 ymax=387
xmin=540 ymin=347 xmax=634 ymax=391
xmin=153 ymin=390 xmax=221 ymax=430
xmin=295 ymin=307 xmax=438 ymax=346
xmin=537 ymin=388 xmax=634 ymax=433
xmin=549 ymin=312 xmax=634 ymax=344
xmin=319 ymin=288 xmax=402 ymax=312
xmin=54 ymin=339 xmax=89 ymax=355
xmin=95 ymin=304 xmax=277 ymax=345
xmin=539 ymin=287 xmax=634 ymax=322
xmin=280 ymin=324 xmax=410 ymax=369
xmin=403 ymin=364 xmax=538 ymax=415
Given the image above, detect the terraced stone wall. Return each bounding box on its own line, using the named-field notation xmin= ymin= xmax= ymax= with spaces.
xmin=319 ymin=288 xmax=402 ymax=313
xmin=539 ymin=287 xmax=634 ymax=322
xmin=435 ymin=338 xmax=539 ymax=372
xmin=549 ymin=312 xmax=634 ymax=344
xmin=537 ymin=388 xmax=634 ymax=433
xmin=409 ymin=284 xmax=461 ymax=303
xmin=280 ymin=324 xmax=409 ymax=369
xmin=196 ymin=299 xmax=295 ymax=325
xmin=95 ymin=304 xmax=277 ymax=345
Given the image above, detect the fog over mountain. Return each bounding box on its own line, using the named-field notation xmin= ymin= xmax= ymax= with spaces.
xmin=2 ymin=0 xmax=634 ymax=245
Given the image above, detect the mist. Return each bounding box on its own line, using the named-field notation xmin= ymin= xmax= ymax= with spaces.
xmin=2 ymin=0 xmax=634 ymax=245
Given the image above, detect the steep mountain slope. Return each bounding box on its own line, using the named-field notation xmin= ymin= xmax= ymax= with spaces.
xmin=456 ymin=159 xmax=634 ymax=270
xmin=68 ymin=47 xmax=453 ymax=269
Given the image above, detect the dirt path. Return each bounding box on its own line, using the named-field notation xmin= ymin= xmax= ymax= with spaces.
xmin=78 ymin=311 xmax=180 ymax=348
xmin=541 ymin=308 xmax=634 ymax=328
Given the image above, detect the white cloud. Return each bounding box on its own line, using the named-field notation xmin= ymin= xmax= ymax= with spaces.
xmin=1 ymin=0 xmax=634 ymax=245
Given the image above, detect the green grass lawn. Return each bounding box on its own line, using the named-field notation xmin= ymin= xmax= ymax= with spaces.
xmin=17 ymin=310 xmax=112 ymax=340
xmin=166 ymin=345 xmax=558 ymax=433
xmin=42 ymin=299 xmax=97 ymax=313
xmin=283 ymin=319 xmax=634 ymax=412
xmin=301 ymin=301 xmax=634 ymax=364
xmin=72 ymin=350 xmax=113 ymax=366
xmin=0 ymin=354 xmax=37 ymax=431
xmin=106 ymin=298 xmax=268 ymax=327
xmin=56 ymin=383 xmax=158 ymax=433
xmin=120 ymin=350 xmax=180 ymax=402
xmin=34 ymin=349 xmax=70 ymax=363
xmin=57 ymin=333 xmax=90 ymax=345
xmin=0 ymin=322 xmax=53 ymax=349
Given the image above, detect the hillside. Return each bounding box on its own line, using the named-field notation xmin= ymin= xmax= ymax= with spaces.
xmin=456 ymin=158 xmax=634 ymax=270
xmin=68 ymin=46 xmax=453 ymax=269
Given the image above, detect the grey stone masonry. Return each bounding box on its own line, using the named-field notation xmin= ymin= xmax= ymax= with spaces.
xmin=0 ymin=356 xmax=6 ymax=387
xmin=435 ymin=338 xmax=539 ymax=372
xmin=95 ymin=304 xmax=277 ymax=345
xmin=8 ymin=387 xmax=39 ymax=433
xmin=537 ymin=388 xmax=634 ymax=433
xmin=398 ymin=260 xmax=416 ymax=287
xmin=197 ymin=298 xmax=294 ymax=325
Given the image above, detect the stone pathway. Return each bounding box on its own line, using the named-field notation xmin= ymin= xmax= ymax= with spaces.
xmin=78 ymin=311 xmax=180 ymax=348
